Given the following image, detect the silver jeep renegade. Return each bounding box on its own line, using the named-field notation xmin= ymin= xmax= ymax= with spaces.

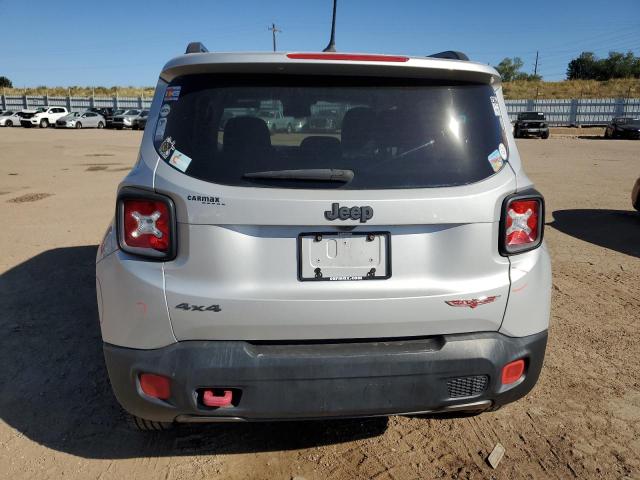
xmin=96 ymin=43 xmax=551 ymax=430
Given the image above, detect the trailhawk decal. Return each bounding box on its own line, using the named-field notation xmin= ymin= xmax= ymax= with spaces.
xmin=445 ymin=295 xmax=501 ymax=309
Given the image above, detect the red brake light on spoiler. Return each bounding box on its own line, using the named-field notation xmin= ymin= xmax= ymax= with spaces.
xmin=116 ymin=188 xmax=177 ymax=260
xmin=286 ymin=53 xmax=409 ymax=62
xmin=500 ymin=191 xmax=545 ymax=255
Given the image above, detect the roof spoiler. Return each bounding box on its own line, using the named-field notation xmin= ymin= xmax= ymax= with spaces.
xmin=185 ymin=42 xmax=209 ymax=54
xmin=428 ymin=51 xmax=469 ymax=61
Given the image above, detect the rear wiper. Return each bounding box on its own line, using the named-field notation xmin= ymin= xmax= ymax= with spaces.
xmin=243 ymin=169 xmax=354 ymax=182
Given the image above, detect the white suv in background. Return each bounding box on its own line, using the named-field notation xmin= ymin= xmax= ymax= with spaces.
xmin=20 ymin=106 xmax=69 ymax=128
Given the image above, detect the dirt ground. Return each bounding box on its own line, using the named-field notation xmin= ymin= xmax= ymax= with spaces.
xmin=0 ymin=129 xmax=638 ymax=480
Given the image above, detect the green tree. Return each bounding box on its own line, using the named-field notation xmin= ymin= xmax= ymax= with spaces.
xmin=494 ymin=57 xmax=542 ymax=81
xmin=567 ymin=51 xmax=640 ymax=80
xmin=0 ymin=76 xmax=13 ymax=88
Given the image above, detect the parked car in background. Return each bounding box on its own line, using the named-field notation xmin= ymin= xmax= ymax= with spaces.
xmin=256 ymin=109 xmax=298 ymax=133
xmin=55 ymin=111 xmax=105 ymax=129
xmin=605 ymin=117 xmax=640 ymax=139
xmin=133 ymin=110 xmax=150 ymax=130
xmin=0 ymin=110 xmax=22 ymax=127
xmin=306 ymin=109 xmax=342 ymax=132
xmin=87 ymin=107 xmax=115 ymax=124
xmin=111 ymin=109 xmax=141 ymax=129
xmin=107 ymin=109 xmax=125 ymax=128
xmin=20 ymin=106 xmax=69 ymax=128
xmin=513 ymin=112 xmax=549 ymax=139
xmin=632 ymin=177 xmax=640 ymax=211
xmin=96 ymin=44 xmax=551 ymax=430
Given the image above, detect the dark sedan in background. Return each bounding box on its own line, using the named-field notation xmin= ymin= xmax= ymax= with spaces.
xmin=605 ymin=117 xmax=640 ymax=139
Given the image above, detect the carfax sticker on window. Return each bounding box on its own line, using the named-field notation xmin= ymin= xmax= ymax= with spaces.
xmin=164 ymin=86 xmax=181 ymax=102
xmin=169 ymin=149 xmax=192 ymax=173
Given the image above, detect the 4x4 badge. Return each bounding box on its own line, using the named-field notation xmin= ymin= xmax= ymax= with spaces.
xmin=324 ymin=203 xmax=373 ymax=223
xmin=445 ymin=296 xmax=500 ymax=309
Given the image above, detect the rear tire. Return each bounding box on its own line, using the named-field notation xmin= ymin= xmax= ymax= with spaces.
xmin=75 ymin=122 xmax=82 ymax=129
xmin=514 ymin=129 xmax=520 ymax=138
xmin=97 ymin=121 xmax=104 ymax=129
xmin=5 ymin=120 xmax=12 ymax=127
xmin=127 ymin=414 xmax=173 ymax=432
xmin=40 ymin=119 xmax=49 ymax=128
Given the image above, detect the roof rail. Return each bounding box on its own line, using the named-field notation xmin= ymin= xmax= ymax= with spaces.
xmin=185 ymin=42 xmax=209 ymax=54
xmin=428 ymin=51 xmax=469 ymax=61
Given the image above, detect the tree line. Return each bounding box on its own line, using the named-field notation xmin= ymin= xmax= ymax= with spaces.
xmin=495 ymin=51 xmax=640 ymax=81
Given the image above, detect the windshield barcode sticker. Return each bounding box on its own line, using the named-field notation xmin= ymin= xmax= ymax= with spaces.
xmin=155 ymin=117 xmax=167 ymax=140
xmin=490 ymin=96 xmax=501 ymax=116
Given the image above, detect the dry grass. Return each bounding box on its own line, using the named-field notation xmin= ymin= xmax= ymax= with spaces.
xmin=2 ymin=79 xmax=640 ymax=100
xmin=502 ymin=78 xmax=640 ymax=99
xmin=1 ymin=86 xmax=155 ymax=98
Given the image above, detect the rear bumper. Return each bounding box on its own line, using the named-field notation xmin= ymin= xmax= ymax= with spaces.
xmin=104 ymin=330 xmax=547 ymax=423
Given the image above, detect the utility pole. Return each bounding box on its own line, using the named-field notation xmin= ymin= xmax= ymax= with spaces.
xmin=268 ymin=23 xmax=281 ymax=52
xmin=533 ymin=51 xmax=539 ymax=76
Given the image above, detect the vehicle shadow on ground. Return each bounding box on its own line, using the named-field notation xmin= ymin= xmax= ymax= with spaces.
xmin=0 ymin=246 xmax=389 ymax=459
xmin=549 ymin=209 xmax=640 ymax=258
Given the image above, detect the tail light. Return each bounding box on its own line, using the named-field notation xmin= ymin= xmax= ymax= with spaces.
xmin=116 ymin=188 xmax=176 ymax=260
xmin=500 ymin=191 xmax=544 ymax=255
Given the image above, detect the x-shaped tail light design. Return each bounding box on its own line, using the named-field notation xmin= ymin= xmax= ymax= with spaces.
xmin=130 ymin=211 xmax=163 ymax=238
xmin=506 ymin=208 xmax=532 ymax=235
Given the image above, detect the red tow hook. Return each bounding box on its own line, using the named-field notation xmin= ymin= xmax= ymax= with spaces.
xmin=202 ymin=389 xmax=233 ymax=407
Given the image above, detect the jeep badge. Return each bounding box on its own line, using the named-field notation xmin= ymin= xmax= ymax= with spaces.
xmin=324 ymin=203 xmax=374 ymax=223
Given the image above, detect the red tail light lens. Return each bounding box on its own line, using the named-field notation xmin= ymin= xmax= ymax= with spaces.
xmin=123 ymin=199 xmax=170 ymax=251
xmin=500 ymin=193 xmax=544 ymax=255
xmin=116 ymin=189 xmax=176 ymax=260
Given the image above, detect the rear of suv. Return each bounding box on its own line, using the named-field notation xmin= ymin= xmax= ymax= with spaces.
xmin=96 ymin=45 xmax=551 ymax=429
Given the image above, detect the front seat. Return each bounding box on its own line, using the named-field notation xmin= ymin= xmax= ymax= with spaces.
xmin=341 ymin=107 xmax=377 ymax=158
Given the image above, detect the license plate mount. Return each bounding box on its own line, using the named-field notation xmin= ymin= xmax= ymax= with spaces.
xmin=298 ymin=232 xmax=391 ymax=281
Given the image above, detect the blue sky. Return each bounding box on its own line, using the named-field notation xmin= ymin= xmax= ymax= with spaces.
xmin=1 ymin=0 xmax=638 ymax=87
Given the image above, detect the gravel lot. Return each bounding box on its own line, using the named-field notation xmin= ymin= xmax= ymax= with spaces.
xmin=0 ymin=129 xmax=638 ymax=479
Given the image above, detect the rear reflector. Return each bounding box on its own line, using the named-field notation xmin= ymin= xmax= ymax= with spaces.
xmin=139 ymin=373 xmax=171 ymax=399
xmin=500 ymin=192 xmax=544 ymax=255
xmin=501 ymin=359 xmax=526 ymax=385
xmin=287 ymin=53 xmax=409 ymax=62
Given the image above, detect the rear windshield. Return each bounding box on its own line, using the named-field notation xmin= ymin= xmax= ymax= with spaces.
xmin=153 ymin=75 xmax=508 ymax=189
